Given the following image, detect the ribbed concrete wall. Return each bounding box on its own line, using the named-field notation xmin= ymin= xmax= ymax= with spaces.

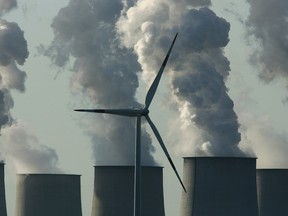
xmin=257 ymin=169 xmax=288 ymax=216
xmin=91 ymin=166 xmax=165 ymax=216
xmin=0 ymin=163 xmax=7 ymax=216
xmin=180 ymin=157 xmax=258 ymax=216
xmin=15 ymin=174 xmax=82 ymax=216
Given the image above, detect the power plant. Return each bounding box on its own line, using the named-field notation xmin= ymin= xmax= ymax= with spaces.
xmin=257 ymin=169 xmax=288 ymax=216
xmin=91 ymin=166 xmax=165 ymax=216
xmin=180 ymin=157 xmax=259 ymax=216
xmin=0 ymin=163 xmax=7 ymax=216
xmin=15 ymin=174 xmax=82 ymax=216
xmin=1 ymin=158 xmax=288 ymax=215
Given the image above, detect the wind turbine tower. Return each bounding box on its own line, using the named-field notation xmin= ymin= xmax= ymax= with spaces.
xmin=75 ymin=33 xmax=185 ymax=216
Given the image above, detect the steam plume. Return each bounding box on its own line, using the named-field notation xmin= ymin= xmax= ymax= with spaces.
xmin=117 ymin=0 xmax=244 ymax=156
xmin=242 ymin=0 xmax=288 ymax=166
xmin=45 ymin=0 xmax=156 ymax=165
xmin=0 ymin=122 xmax=62 ymax=173
xmin=240 ymin=113 xmax=288 ymax=168
xmin=0 ymin=19 xmax=28 ymax=131
xmin=0 ymin=0 xmax=17 ymax=15
xmin=246 ymin=0 xmax=288 ymax=83
xmin=0 ymin=3 xmax=61 ymax=173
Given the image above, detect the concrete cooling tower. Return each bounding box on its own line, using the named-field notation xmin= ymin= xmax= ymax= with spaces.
xmin=257 ymin=169 xmax=288 ymax=216
xmin=15 ymin=174 xmax=82 ymax=216
xmin=180 ymin=157 xmax=258 ymax=216
xmin=0 ymin=163 xmax=7 ymax=216
xmin=91 ymin=166 xmax=165 ymax=216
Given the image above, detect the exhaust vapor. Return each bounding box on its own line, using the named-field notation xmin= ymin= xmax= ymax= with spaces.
xmin=246 ymin=0 xmax=288 ymax=84
xmin=116 ymin=0 xmax=245 ymax=156
xmin=0 ymin=0 xmax=17 ymax=15
xmin=238 ymin=0 xmax=288 ymax=167
xmin=0 ymin=1 xmax=61 ymax=173
xmin=0 ymin=18 xmax=28 ymax=132
xmin=0 ymin=122 xmax=62 ymax=173
xmin=45 ymin=0 xmax=157 ymax=165
xmin=43 ymin=0 xmax=257 ymax=161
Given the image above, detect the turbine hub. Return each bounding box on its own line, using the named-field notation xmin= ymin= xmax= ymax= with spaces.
xmin=141 ymin=109 xmax=149 ymax=116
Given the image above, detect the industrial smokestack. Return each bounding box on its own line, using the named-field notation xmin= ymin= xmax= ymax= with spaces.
xmin=15 ymin=174 xmax=82 ymax=216
xmin=180 ymin=157 xmax=258 ymax=216
xmin=91 ymin=166 xmax=165 ymax=216
xmin=0 ymin=163 xmax=7 ymax=216
xmin=257 ymin=169 xmax=288 ymax=216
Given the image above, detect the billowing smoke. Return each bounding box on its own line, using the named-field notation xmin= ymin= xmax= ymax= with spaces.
xmin=0 ymin=3 xmax=61 ymax=173
xmin=44 ymin=0 xmax=156 ymax=165
xmin=246 ymin=0 xmax=288 ymax=84
xmin=0 ymin=19 xmax=28 ymax=131
xmin=0 ymin=122 xmax=62 ymax=173
xmin=116 ymin=0 xmax=245 ymax=156
xmin=243 ymin=0 xmax=288 ymax=166
xmin=0 ymin=0 xmax=17 ymax=15
xmin=240 ymin=113 xmax=288 ymax=168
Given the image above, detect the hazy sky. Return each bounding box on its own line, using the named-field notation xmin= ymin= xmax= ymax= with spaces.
xmin=0 ymin=0 xmax=288 ymax=216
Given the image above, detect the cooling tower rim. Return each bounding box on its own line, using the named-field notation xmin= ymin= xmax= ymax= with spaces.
xmin=16 ymin=173 xmax=81 ymax=176
xmin=257 ymin=168 xmax=288 ymax=171
xmin=93 ymin=165 xmax=163 ymax=168
xmin=183 ymin=156 xmax=257 ymax=159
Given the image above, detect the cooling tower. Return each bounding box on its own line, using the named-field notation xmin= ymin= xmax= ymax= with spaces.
xmin=15 ymin=174 xmax=82 ymax=216
xmin=180 ymin=157 xmax=258 ymax=216
xmin=91 ymin=166 xmax=165 ymax=216
xmin=0 ymin=163 xmax=7 ymax=216
xmin=257 ymin=169 xmax=288 ymax=216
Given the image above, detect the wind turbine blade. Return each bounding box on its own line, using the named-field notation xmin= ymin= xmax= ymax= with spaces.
xmin=145 ymin=115 xmax=186 ymax=192
xmin=145 ymin=33 xmax=178 ymax=109
xmin=74 ymin=109 xmax=142 ymax=117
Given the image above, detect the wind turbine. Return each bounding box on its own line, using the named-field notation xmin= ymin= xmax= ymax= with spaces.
xmin=74 ymin=33 xmax=185 ymax=216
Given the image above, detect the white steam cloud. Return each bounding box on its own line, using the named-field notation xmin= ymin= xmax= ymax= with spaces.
xmin=0 ymin=0 xmax=17 ymax=15
xmin=44 ymin=0 xmax=252 ymax=161
xmin=240 ymin=113 xmax=288 ymax=168
xmin=243 ymin=0 xmax=288 ymax=167
xmin=0 ymin=2 xmax=61 ymax=173
xmin=42 ymin=0 xmax=248 ymax=159
xmin=44 ymin=0 xmax=157 ymax=165
xmin=246 ymin=0 xmax=288 ymax=83
xmin=116 ymin=0 xmax=244 ymax=156
xmin=0 ymin=122 xmax=62 ymax=173
xmin=0 ymin=19 xmax=28 ymax=131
